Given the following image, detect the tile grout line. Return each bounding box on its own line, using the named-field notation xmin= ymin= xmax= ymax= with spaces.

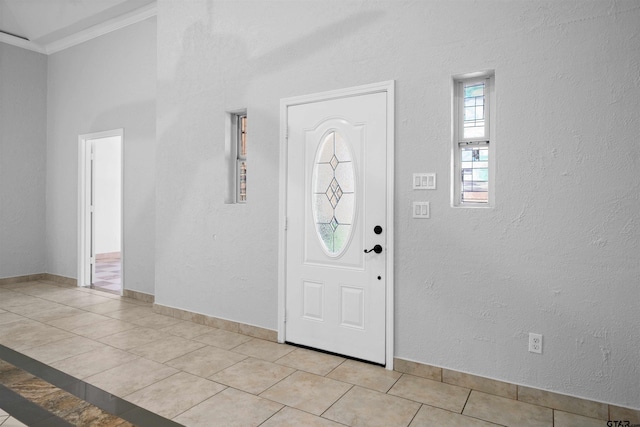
xmin=460 ymin=387 xmax=472 ymax=414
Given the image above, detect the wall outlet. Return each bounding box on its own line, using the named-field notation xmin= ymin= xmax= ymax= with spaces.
xmin=529 ymin=333 xmax=542 ymax=354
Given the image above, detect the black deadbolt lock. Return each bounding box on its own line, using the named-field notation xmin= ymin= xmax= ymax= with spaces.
xmin=374 ymin=225 xmax=383 ymax=235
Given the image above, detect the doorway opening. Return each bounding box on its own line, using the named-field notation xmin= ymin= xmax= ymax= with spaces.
xmin=78 ymin=129 xmax=124 ymax=295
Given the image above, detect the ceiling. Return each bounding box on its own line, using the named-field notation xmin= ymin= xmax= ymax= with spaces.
xmin=0 ymin=0 xmax=155 ymax=54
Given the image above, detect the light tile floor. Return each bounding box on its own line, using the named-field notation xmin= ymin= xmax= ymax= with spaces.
xmin=0 ymin=280 xmax=623 ymax=427
xmin=0 ymin=408 xmax=27 ymax=427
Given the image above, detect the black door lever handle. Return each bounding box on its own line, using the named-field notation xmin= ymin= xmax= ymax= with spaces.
xmin=364 ymin=244 xmax=383 ymax=254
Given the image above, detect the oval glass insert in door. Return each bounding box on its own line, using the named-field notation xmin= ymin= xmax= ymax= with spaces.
xmin=311 ymin=130 xmax=356 ymax=257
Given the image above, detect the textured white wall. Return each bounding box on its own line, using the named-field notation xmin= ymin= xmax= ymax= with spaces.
xmin=46 ymin=17 xmax=156 ymax=294
xmin=155 ymin=0 xmax=640 ymax=408
xmin=0 ymin=43 xmax=47 ymax=278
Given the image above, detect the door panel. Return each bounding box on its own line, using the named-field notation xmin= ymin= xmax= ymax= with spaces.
xmin=285 ymin=91 xmax=387 ymax=364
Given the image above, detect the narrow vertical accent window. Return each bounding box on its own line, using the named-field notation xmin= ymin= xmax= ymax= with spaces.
xmin=237 ymin=114 xmax=247 ymax=202
xmin=453 ymin=73 xmax=494 ymax=206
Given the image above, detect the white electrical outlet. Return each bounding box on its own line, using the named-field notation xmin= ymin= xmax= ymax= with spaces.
xmin=529 ymin=333 xmax=542 ymax=354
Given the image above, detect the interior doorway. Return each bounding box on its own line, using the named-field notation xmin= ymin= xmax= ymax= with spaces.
xmin=78 ymin=129 xmax=123 ymax=294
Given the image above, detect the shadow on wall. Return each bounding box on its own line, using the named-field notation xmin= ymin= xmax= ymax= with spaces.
xmin=155 ymin=4 xmax=386 ymax=260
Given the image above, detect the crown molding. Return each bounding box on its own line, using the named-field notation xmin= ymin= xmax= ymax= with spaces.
xmin=46 ymin=2 xmax=157 ymax=55
xmin=0 ymin=2 xmax=156 ymax=56
xmin=0 ymin=33 xmax=46 ymax=54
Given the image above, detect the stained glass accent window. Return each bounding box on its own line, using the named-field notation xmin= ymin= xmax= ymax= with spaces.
xmin=311 ymin=131 xmax=355 ymax=256
xmin=461 ymin=146 xmax=488 ymax=203
xmin=463 ymin=82 xmax=485 ymax=139
xmin=237 ymin=114 xmax=247 ymax=202
xmin=454 ymin=74 xmax=493 ymax=206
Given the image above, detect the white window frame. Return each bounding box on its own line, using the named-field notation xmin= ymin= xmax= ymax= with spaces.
xmin=236 ymin=113 xmax=247 ymax=203
xmin=452 ymin=72 xmax=495 ymax=207
xmin=225 ymin=109 xmax=247 ymax=204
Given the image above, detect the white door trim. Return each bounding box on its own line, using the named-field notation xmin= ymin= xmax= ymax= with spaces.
xmin=77 ymin=128 xmax=124 ymax=294
xmin=278 ymin=81 xmax=395 ymax=368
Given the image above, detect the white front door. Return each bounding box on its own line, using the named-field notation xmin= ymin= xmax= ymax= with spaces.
xmin=282 ymin=83 xmax=393 ymax=365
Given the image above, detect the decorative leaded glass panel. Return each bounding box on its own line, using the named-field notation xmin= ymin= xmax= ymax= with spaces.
xmin=461 ymin=146 xmax=488 ymax=203
xmin=463 ymin=82 xmax=485 ymax=139
xmin=312 ymin=131 xmax=355 ymax=256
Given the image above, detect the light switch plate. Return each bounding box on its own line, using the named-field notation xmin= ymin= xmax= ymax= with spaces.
xmin=413 ymin=202 xmax=430 ymax=218
xmin=413 ymin=173 xmax=436 ymax=190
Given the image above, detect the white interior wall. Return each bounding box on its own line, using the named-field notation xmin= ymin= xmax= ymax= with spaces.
xmin=0 ymin=43 xmax=47 ymax=279
xmin=46 ymin=17 xmax=156 ymax=294
xmin=155 ymin=0 xmax=639 ymax=408
xmin=93 ymin=136 xmax=122 ymax=255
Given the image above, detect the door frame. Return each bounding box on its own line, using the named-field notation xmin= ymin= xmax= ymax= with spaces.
xmin=278 ymin=81 xmax=395 ymax=368
xmin=77 ymin=128 xmax=124 ymax=294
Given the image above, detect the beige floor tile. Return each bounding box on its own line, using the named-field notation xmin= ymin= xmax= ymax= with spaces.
xmin=192 ymin=328 xmax=253 ymax=350
xmin=0 ymin=312 xmax=24 ymax=325
xmin=260 ymin=371 xmax=352 ymax=416
xmin=81 ymin=299 xmax=139 ymax=314
xmin=45 ymin=312 xmax=112 ymax=330
xmin=0 ymin=319 xmax=75 ymax=351
xmin=518 ymin=385 xmax=608 ymax=419
xmin=124 ymin=371 xmax=226 ymax=419
xmin=463 ymin=391 xmax=553 ymax=427
xmin=388 ymin=374 xmax=470 ymax=413
xmin=50 ymin=346 xmax=139 ymax=379
xmin=275 ymin=348 xmax=345 ymax=376
xmin=20 ymin=335 xmax=107 ymax=364
xmin=609 ymin=405 xmax=640 ymax=423
xmin=21 ymin=305 xmax=86 ymax=322
xmin=103 ymin=305 xmax=156 ymax=321
xmin=394 ymin=358 xmax=442 ymax=381
xmin=3 ymin=300 xmax=66 ymax=317
xmin=97 ymin=327 xmax=169 ymax=350
xmin=324 ymin=386 xmax=420 ymax=427
xmin=210 ymin=357 xmax=295 ymax=395
xmin=1 ymin=416 xmax=28 ymax=426
xmin=554 ymin=410 xmax=606 ymax=427
xmin=173 ymin=387 xmax=283 ymax=427
xmin=60 ymin=293 xmax=115 ymax=308
xmin=166 ymin=345 xmax=247 ymax=377
xmin=42 ymin=293 xmax=108 ymax=308
xmin=127 ymin=313 xmax=183 ymax=329
xmin=262 ymin=407 xmax=344 ymax=427
xmin=410 ymin=405 xmax=502 ymax=427
xmin=443 ymin=369 xmax=517 ymax=399
xmin=84 ymin=357 xmax=178 ymax=397
xmin=232 ymin=338 xmax=295 ymax=362
xmin=0 ymin=293 xmax=42 ymax=309
xmin=69 ymin=318 xmax=138 ymax=339
xmin=160 ymin=321 xmax=215 ymax=339
xmin=129 ymin=335 xmax=206 ymax=363
xmin=327 ymin=359 xmax=401 ymax=392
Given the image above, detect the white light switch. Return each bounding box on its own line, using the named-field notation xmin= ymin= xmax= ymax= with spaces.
xmin=413 ymin=173 xmax=436 ymax=190
xmin=413 ymin=202 xmax=430 ymax=218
